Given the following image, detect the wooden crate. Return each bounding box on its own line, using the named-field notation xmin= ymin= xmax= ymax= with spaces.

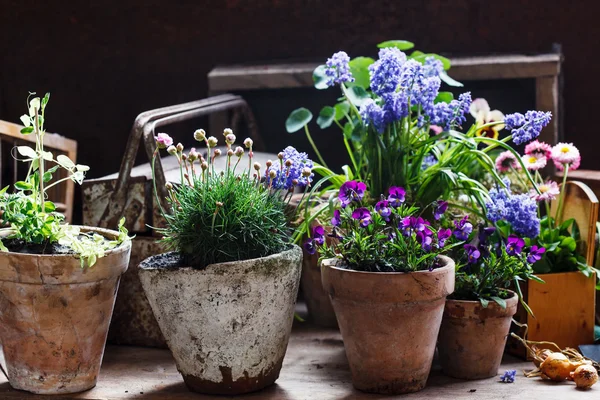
xmin=508 ymin=181 xmax=598 ymax=357
xmin=0 ymin=120 xmax=77 ymax=222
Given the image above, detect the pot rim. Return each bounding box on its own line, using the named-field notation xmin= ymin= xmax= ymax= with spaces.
xmin=446 ymin=289 xmax=518 ymax=306
xmin=139 ymin=243 xmax=302 ymax=271
xmin=0 ymin=225 xmax=131 ymax=259
xmin=321 ymin=254 xmax=454 ymax=276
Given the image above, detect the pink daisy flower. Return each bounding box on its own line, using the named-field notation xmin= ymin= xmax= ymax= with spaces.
xmin=521 ymin=153 xmax=547 ymax=171
xmin=551 ymin=142 xmax=581 ymax=170
xmin=155 ymin=132 xmax=173 ymax=149
xmin=531 ymin=180 xmax=560 ymax=202
xmin=524 ymin=140 xmax=552 ymax=159
xmin=495 ymin=151 xmax=521 ymax=173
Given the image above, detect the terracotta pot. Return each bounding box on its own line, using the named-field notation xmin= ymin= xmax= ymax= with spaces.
xmin=0 ymin=227 xmax=131 ymax=395
xmin=301 ymin=245 xmax=337 ymax=328
xmin=438 ymin=291 xmax=518 ymax=379
xmin=321 ymin=256 xmax=455 ymax=394
xmin=138 ymin=245 xmax=302 ymax=395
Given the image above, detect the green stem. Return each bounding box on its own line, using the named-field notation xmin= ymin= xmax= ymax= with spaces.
xmin=151 ymin=150 xmax=167 ymax=217
xmin=35 ymin=108 xmax=44 ymax=207
xmin=555 ymin=164 xmax=569 ymax=224
xmin=304 ymin=125 xmax=328 ymax=169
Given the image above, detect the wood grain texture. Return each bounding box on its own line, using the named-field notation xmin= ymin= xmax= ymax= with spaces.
xmin=0 ymin=322 xmax=596 ymax=399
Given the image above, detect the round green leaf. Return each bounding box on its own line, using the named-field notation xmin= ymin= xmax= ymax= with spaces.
xmin=345 ymin=86 xmax=370 ymax=107
xmin=312 ymin=65 xmax=329 ymax=90
xmin=14 ymin=181 xmax=33 ymax=191
xmin=317 ymin=106 xmax=335 ymax=129
xmin=348 ymin=57 xmax=374 ymax=89
xmin=19 ymin=126 xmax=34 ymax=135
xmin=377 ymin=40 xmax=415 ymax=51
xmin=440 ymin=71 xmax=464 ymax=87
xmin=434 ymin=92 xmax=454 ymax=104
xmin=334 ymin=102 xmax=350 ymax=121
xmin=286 ymin=108 xmax=313 ymax=133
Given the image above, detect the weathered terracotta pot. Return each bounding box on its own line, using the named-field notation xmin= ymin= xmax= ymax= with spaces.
xmin=438 ymin=291 xmax=518 ymax=379
xmin=321 ymin=256 xmax=455 ymax=394
xmin=138 ymin=245 xmax=302 ymax=395
xmin=0 ymin=227 xmax=131 ymax=395
xmin=301 ymin=245 xmax=338 ymax=328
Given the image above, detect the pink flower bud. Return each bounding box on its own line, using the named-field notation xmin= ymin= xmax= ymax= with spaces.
xmin=243 ymin=138 xmax=253 ymax=148
xmin=269 ymin=169 xmax=277 ymax=179
xmin=155 ymin=133 xmax=173 ymax=149
xmin=176 ymin=143 xmax=184 ymax=152
xmin=285 ymin=159 xmax=292 ymax=167
xmin=213 ymin=149 xmax=222 ymax=157
xmin=253 ymin=162 xmax=261 ymax=171
xmin=302 ymin=167 xmax=312 ymax=177
xmin=207 ymin=136 xmax=218 ymax=147
xmin=277 ymin=152 xmax=284 ymax=160
xmin=193 ymin=129 xmax=206 ymax=142
xmin=225 ymin=133 xmax=236 ymax=145
xmin=167 ymin=145 xmax=177 ymax=155
xmin=234 ymin=146 xmax=244 ymax=157
xmin=266 ymin=160 xmax=273 ymax=168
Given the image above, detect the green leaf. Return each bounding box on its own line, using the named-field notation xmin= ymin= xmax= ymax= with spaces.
xmin=312 ymin=65 xmax=328 ymax=90
xmin=348 ymin=57 xmax=374 ymax=89
xmin=42 ymin=93 xmax=50 ymax=109
xmin=410 ymin=50 xmax=425 ymax=58
xmin=43 ymin=171 xmax=53 ymax=182
xmin=44 ymin=201 xmax=56 ymax=212
xmin=343 ymin=122 xmax=353 ymax=140
xmin=286 ymin=108 xmax=313 ymax=133
xmin=434 ymin=91 xmax=454 ymax=104
xmin=350 ymin=122 xmax=364 ymax=142
xmin=345 ymin=86 xmax=370 ymax=107
xmin=20 ymin=114 xmax=31 ymax=127
xmin=560 ymin=236 xmax=577 ymax=252
xmin=491 ymin=296 xmax=507 ymax=309
xmin=377 ymin=40 xmax=414 ymax=51
xmin=317 ymin=106 xmax=335 ymax=129
xmin=334 ymin=102 xmax=350 ymax=121
xmin=57 ymin=154 xmax=76 ymax=169
xmin=14 ymin=181 xmax=32 ymax=190
xmin=17 ymin=146 xmax=37 ymax=159
xmin=0 ymin=240 xmax=7 ymax=252
xmin=480 ymin=298 xmax=489 ymax=308
xmin=20 ymin=126 xmax=34 ymax=135
xmin=76 ymin=164 xmax=90 ymax=172
xmin=440 ymin=71 xmax=464 ymax=87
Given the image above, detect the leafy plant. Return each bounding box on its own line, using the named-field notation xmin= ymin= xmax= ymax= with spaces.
xmin=151 ymin=129 xmax=313 ymax=269
xmin=0 ymin=93 xmax=129 ymax=267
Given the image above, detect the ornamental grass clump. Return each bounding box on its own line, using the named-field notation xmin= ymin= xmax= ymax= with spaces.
xmin=152 ymin=129 xmax=313 ymax=268
xmin=307 ymin=180 xmax=462 ymax=272
xmin=0 ymin=93 xmax=129 ymax=267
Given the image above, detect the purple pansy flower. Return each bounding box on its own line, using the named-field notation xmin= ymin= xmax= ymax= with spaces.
xmin=387 ymin=186 xmax=406 ymax=208
xmin=453 ymin=216 xmax=473 ymax=241
xmin=339 ymin=180 xmax=367 ymax=208
xmin=464 ymin=244 xmax=481 ymax=264
xmin=506 ymin=235 xmax=525 ymax=256
xmin=375 ymin=200 xmax=392 ymax=221
xmin=303 ymin=238 xmax=317 ymax=255
xmin=331 ymin=209 xmax=341 ymax=227
xmin=400 ymin=217 xmax=412 ymax=236
xmin=416 ymin=231 xmax=433 ymax=252
xmin=352 ymin=207 xmax=372 ymax=228
xmin=434 ymin=201 xmax=448 ymax=220
xmin=437 ymin=228 xmax=452 ymax=248
xmin=526 ymin=245 xmax=545 ymax=263
xmin=312 ymin=225 xmax=325 ymax=245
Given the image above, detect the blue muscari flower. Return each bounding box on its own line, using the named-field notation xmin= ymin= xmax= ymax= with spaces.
xmin=429 ymin=92 xmax=472 ymax=131
xmin=504 ymin=110 xmax=552 ymax=145
xmin=399 ymin=59 xmax=423 ymax=91
xmin=486 ymin=178 xmax=540 ymax=238
xmin=267 ymin=146 xmax=314 ymax=190
xmin=360 ymin=99 xmax=386 ymax=133
xmin=418 ymin=76 xmax=441 ymax=118
xmin=423 ymin=56 xmax=444 ymax=78
xmin=382 ymin=91 xmax=409 ymax=124
xmin=422 ymin=154 xmax=438 ymax=170
xmin=500 ymin=370 xmax=517 ymax=383
xmin=369 ymin=48 xmax=407 ymax=96
xmin=325 ymin=51 xmax=355 ymax=87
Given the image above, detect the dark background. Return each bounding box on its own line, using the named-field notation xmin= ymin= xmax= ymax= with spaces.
xmin=0 ymin=0 xmax=592 ymax=221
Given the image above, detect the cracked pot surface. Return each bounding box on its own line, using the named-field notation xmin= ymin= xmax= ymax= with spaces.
xmin=0 ymin=226 xmax=131 ymax=394
xmin=138 ymin=244 xmax=302 ymax=395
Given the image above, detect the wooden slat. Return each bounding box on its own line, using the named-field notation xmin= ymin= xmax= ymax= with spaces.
xmin=0 ymin=321 xmax=597 ymax=399
xmin=208 ymin=54 xmax=561 ymax=92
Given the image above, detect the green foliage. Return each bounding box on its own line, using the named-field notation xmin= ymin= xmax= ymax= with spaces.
xmin=158 ymin=172 xmax=290 ymax=269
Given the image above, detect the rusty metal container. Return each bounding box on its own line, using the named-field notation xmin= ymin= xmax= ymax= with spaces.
xmin=82 ymin=94 xmax=276 ymax=347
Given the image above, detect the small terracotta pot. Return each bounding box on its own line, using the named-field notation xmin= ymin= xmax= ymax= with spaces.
xmin=301 ymin=242 xmax=337 ymax=328
xmin=138 ymin=245 xmax=302 ymax=395
xmin=438 ymin=291 xmax=518 ymax=379
xmin=0 ymin=227 xmax=131 ymax=394
xmin=321 ymin=256 xmax=455 ymax=394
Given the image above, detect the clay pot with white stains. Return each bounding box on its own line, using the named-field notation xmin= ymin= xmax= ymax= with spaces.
xmin=437 ymin=291 xmax=518 ymax=379
xmin=138 ymin=245 xmax=302 ymax=395
xmin=0 ymin=227 xmax=131 ymax=395
xmin=321 ymin=255 xmax=455 ymax=395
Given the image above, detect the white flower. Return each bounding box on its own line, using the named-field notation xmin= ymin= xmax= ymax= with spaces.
xmin=521 ymin=153 xmax=547 ymax=171
xmin=551 ymin=142 xmax=580 ymax=165
xmin=469 ymin=98 xmax=505 ymax=139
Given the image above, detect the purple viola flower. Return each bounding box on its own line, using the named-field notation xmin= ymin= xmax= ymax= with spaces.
xmin=464 ymin=244 xmax=481 ymax=264
xmin=303 ymin=238 xmax=317 ymax=255
xmin=437 ymin=228 xmax=452 ymax=248
xmin=324 ymin=51 xmax=354 ymax=87
xmin=387 ymin=231 xmax=397 ymax=241
xmin=375 ymin=200 xmax=392 ymax=221
xmin=312 ymin=225 xmax=325 ymax=246
xmin=387 ymin=186 xmax=406 ymax=208
xmin=400 ymin=217 xmax=412 ymax=236
xmin=434 ymin=201 xmax=448 ymax=220
xmin=506 ymin=234 xmax=525 ymax=256
xmin=352 ymin=207 xmax=372 ymax=228
xmin=413 ymin=217 xmax=426 ymax=232
xmin=416 ymin=231 xmax=433 ymax=252
xmin=453 ymin=216 xmax=473 ymax=241
xmin=328 ymin=227 xmax=343 ymax=240
xmin=526 ymin=245 xmax=545 ymax=263
xmin=339 ymin=180 xmax=367 ymax=208
xmin=331 ymin=209 xmax=341 ymax=227
xmin=478 ymin=226 xmax=496 ymax=244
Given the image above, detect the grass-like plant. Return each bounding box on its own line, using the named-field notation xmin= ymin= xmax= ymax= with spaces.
xmin=152 ymin=129 xmax=313 ymax=269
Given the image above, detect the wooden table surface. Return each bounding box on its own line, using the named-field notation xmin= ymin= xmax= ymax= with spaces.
xmin=1 ymin=322 xmax=597 ymax=399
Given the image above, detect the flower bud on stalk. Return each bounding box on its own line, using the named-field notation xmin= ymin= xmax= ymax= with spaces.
xmin=302 ymin=167 xmax=312 ymax=177
xmin=207 ymin=136 xmax=218 ymax=148
xmin=225 ymin=133 xmax=236 ymax=146
xmin=223 ymin=128 xmax=233 ymax=137
xmin=266 ymin=160 xmax=273 ymax=168
xmin=278 ymin=152 xmax=284 ymax=160
xmin=201 ymin=161 xmax=208 ymax=171
xmin=188 ymin=148 xmax=198 ymax=162
xmin=176 ymin=143 xmax=184 ymax=153
xmin=244 ymin=138 xmax=253 ymax=149
xmin=269 ymin=169 xmax=277 ymax=179
xmin=227 ymin=149 xmax=234 ymax=157
xmin=253 ymin=162 xmax=261 ymax=171
xmin=165 ymin=182 xmax=173 ymax=190
xmin=213 ymin=149 xmax=222 ymax=157
xmin=234 ymin=146 xmax=244 ymax=157
xmin=285 ymin=159 xmax=293 ymax=167
xmin=194 ymin=129 xmax=206 ymax=142
xmin=167 ymin=145 xmax=177 ymax=155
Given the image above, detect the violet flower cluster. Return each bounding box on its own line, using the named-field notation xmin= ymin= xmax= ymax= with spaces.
xmin=486 ymin=178 xmax=540 ymax=238
xmin=304 ymin=181 xmax=463 ymax=272
xmin=266 ymin=146 xmax=314 ymax=190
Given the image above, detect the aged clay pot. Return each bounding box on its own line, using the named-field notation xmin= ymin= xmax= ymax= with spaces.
xmin=0 ymin=227 xmax=131 ymax=395
xmin=301 ymin=245 xmax=338 ymax=328
xmin=321 ymin=256 xmax=455 ymax=394
xmin=138 ymin=245 xmax=302 ymax=395
xmin=438 ymin=291 xmax=518 ymax=379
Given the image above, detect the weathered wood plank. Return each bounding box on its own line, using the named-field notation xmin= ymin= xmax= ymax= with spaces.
xmin=0 ymin=322 xmax=596 ymax=399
